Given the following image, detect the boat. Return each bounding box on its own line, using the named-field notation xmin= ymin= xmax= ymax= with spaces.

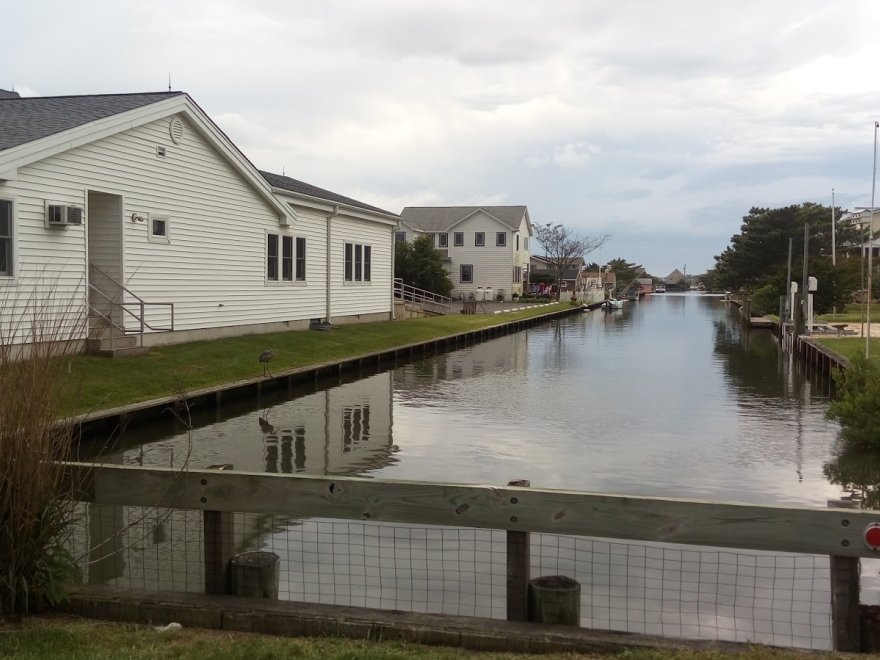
xmin=601 ymin=298 xmax=625 ymax=310
xmin=654 ymin=286 xmax=666 ymax=294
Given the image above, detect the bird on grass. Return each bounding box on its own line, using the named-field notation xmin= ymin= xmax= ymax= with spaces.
xmin=259 ymin=348 xmax=277 ymax=377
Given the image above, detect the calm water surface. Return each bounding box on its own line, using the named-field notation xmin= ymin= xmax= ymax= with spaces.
xmin=102 ymin=293 xmax=844 ymax=506
xmin=86 ymin=293 xmax=862 ymax=649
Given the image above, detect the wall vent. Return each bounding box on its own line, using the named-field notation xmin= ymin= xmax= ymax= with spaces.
xmin=156 ymin=145 xmax=166 ymax=158
xmin=169 ymin=118 xmax=184 ymax=144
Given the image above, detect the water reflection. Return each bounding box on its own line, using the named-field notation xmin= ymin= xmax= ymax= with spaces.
xmin=97 ymin=372 xmax=399 ymax=476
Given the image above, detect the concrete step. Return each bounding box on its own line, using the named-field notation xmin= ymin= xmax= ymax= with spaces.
xmin=86 ymin=335 xmax=140 ymax=353
xmin=89 ymin=346 xmax=150 ymax=358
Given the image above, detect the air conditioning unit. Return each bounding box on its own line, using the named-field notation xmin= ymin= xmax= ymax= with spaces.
xmin=46 ymin=204 xmax=83 ymax=227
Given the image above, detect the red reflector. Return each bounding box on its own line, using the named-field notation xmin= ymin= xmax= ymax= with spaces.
xmin=865 ymin=524 xmax=880 ymax=549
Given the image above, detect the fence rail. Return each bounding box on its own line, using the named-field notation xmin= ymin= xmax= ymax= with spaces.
xmin=64 ymin=462 xmax=880 ymax=651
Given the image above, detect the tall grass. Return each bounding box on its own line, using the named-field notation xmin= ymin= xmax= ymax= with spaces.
xmin=0 ymin=278 xmax=84 ymax=618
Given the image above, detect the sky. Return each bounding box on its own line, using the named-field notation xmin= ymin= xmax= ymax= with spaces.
xmin=5 ymin=1 xmax=880 ymax=276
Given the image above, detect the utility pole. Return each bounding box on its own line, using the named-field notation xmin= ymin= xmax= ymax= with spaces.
xmin=868 ymin=121 xmax=879 ymax=358
xmin=798 ymin=225 xmax=809 ymax=336
xmin=832 ymin=188 xmax=836 ymax=267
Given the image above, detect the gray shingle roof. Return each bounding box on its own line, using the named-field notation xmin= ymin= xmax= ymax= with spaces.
xmin=0 ymin=92 xmax=185 ymax=151
xmin=260 ymin=170 xmax=396 ymax=217
xmin=399 ymin=206 xmax=528 ymax=232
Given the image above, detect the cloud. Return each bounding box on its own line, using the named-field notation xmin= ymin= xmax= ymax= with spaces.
xmin=6 ymin=0 xmax=880 ymax=273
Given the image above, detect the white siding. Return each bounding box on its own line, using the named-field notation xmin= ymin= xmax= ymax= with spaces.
xmin=445 ymin=210 xmax=518 ymax=300
xmin=2 ymin=111 xmax=395 ymax=348
xmin=0 ymin=177 xmax=88 ymax=345
xmin=329 ymin=215 xmax=394 ymax=320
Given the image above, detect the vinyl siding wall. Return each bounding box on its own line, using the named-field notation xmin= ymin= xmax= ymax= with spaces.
xmin=328 ymin=215 xmax=394 ymax=321
xmin=0 ymin=114 xmax=395 ymax=346
xmin=445 ymin=210 xmax=519 ymax=301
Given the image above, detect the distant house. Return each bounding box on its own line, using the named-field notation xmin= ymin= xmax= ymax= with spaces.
xmin=529 ymin=255 xmax=585 ymax=291
xmin=398 ymin=206 xmax=533 ymax=301
xmin=0 ymin=90 xmax=398 ymax=354
xmin=664 ymin=269 xmax=687 ymax=290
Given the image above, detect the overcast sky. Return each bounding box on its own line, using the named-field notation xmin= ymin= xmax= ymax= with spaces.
xmin=6 ymin=1 xmax=880 ymax=276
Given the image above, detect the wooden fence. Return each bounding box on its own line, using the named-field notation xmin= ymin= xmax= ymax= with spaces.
xmin=65 ymin=462 xmax=880 ymax=651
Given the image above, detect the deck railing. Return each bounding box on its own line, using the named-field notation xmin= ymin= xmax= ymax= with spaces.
xmin=63 ymin=462 xmax=880 ymax=651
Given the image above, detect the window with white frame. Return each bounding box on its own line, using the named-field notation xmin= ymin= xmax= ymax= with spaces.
xmin=296 ymin=237 xmax=306 ymax=281
xmin=513 ymin=266 xmax=522 ymax=283
xmin=438 ymin=232 xmax=448 ymax=248
xmin=516 ymin=235 xmax=520 ymax=250
xmin=282 ymin=236 xmax=294 ymax=281
xmin=267 ymin=234 xmax=279 ymax=281
xmin=267 ymin=232 xmax=304 ymax=283
xmin=460 ymin=264 xmax=473 ymax=283
xmin=395 ymin=231 xmax=406 ymax=242
xmin=0 ymin=200 xmax=11 ymax=276
xmin=453 ymin=232 xmax=464 ymax=246
xmin=474 ymin=232 xmax=485 ymax=247
xmin=149 ymin=216 xmax=170 ymax=243
xmin=496 ymin=232 xmax=506 ymax=247
xmin=344 ymin=242 xmax=371 ymax=282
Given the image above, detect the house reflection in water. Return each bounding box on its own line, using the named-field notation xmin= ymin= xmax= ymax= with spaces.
xmin=75 ymin=372 xmax=398 ymax=592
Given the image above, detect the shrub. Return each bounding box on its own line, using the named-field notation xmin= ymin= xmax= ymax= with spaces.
xmin=827 ymin=356 xmax=880 ymax=449
xmin=749 ymin=284 xmax=779 ymax=317
xmin=0 ymin=284 xmax=82 ymax=618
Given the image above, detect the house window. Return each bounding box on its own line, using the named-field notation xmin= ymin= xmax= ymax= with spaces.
xmin=475 ymin=232 xmax=485 ymax=247
xmin=454 ymin=232 xmax=464 ymax=246
xmin=496 ymin=232 xmax=506 ymax=247
xmin=267 ymin=232 xmax=296 ymax=283
xmin=147 ymin=215 xmax=170 ymax=244
xmin=395 ymin=231 xmax=406 ymax=242
xmin=516 ymin=235 xmax=520 ymax=250
xmin=438 ymin=232 xmax=448 ymax=248
xmin=0 ymin=200 xmax=11 ymax=276
xmin=427 ymin=233 xmax=436 ymax=246
xmin=267 ymin=234 xmax=279 ymax=281
xmin=524 ymin=237 xmax=529 ymax=251
xmin=513 ymin=266 xmax=522 ymax=283
xmin=295 ymin=237 xmax=306 ymax=281
xmin=344 ymin=242 xmax=371 ymax=282
xmin=460 ymin=264 xmax=473 ymax=283
xmin=364 ymin=245 xmax=372 ymax=281
xmin=282 ymin=236 xmax=293 ymax=281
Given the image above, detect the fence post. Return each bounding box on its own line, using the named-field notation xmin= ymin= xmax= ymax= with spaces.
xmin=507 ymin=478 xmax=530 ymax=621
xmin=204 ymin=463 xmax=235 ymax=595
xmin=830 ymin=555 xmax=861 ymax=651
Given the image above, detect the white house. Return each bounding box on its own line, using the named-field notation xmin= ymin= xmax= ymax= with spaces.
xmin=0 ymin=90 xmax=398 ymax=354
xmin=397 ymin=206 xmax=533 ymax=301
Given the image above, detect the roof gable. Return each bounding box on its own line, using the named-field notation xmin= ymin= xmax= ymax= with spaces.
xmin=0 ymin=92 xmax=184 ymax=151
xmin=0 ymin=91 xmax=292 ymax=224
xmin=400 ymin=206 xmax=530 ymax=233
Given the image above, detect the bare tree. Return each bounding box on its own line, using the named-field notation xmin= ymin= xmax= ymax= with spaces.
xmin=533 ymin=222 xmax=608 ymax=296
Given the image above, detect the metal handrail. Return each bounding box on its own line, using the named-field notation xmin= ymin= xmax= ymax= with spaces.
xmin=88 ymin=265 xmax=174 ymax=349
xmin=393 ymin=278 xmax=452 ymax=313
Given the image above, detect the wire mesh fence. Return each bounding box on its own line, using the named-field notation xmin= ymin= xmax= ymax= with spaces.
xmin=67 ymin=504 xmax=833 ymax=650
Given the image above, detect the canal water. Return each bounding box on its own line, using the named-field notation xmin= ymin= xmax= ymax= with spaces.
xmin=78 ymin=293 xmax=865 ymax=650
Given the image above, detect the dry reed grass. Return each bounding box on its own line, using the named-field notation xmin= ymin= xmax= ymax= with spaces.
xmin=0 ymin=278 xmax=85 ymax=618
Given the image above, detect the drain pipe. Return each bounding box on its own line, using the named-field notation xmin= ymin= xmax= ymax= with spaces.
xmin=391 ymin=223 xmax=398 ymax=319
xmin=325 ymin=204 xmax=339 ymax=323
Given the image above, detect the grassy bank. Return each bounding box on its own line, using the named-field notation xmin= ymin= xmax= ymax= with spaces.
xmin=62 ymin=304 xmax=570 ymax=417
xmin=811 ymin=337 xmax=880 ymax=363
xmin=0 ymin=615 xmax=830 ymax=659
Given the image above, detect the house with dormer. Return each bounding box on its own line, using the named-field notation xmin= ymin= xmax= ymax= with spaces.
xmin=0 ymin=90 xmax=398 ymax=355
xmin=397 ymin=206 xmax=532 ymax=301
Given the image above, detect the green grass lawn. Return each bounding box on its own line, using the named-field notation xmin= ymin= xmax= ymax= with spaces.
xmin=60 ymin=304 xmax=570 ymax=417
xmin=0 ymin=614 xmax=832 ymax=659
xmin=811 ymin=336 xmax=880 ymax=363
xmin=817 ymin=303 xmax=880 ymax=324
